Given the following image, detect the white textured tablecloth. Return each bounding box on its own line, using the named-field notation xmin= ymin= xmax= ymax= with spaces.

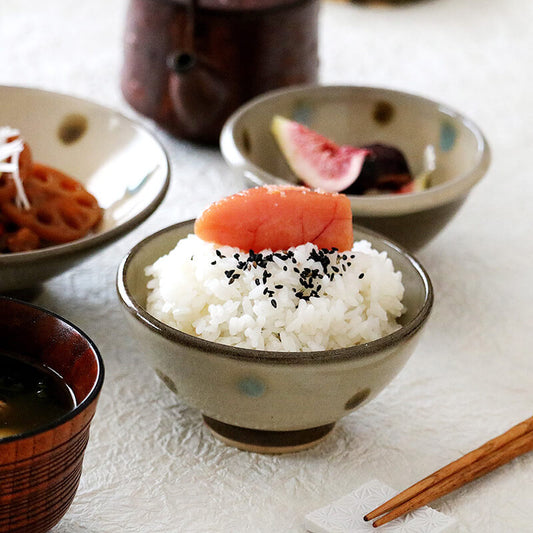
xmin=1 ymin=1 xmax=533 ymax=531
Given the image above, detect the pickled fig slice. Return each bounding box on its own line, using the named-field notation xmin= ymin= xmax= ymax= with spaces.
xmin=343 ymin=143 xmax=413 ymax=195
xmin=271 ymin=116 xmax=368 ymax=193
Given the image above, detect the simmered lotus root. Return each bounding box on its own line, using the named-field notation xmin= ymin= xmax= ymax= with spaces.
xmin=1 ymin=163 xmax=102 ymax=244
xmin=0 ymin=141 xmax=32 ymax=203
xmin=0 ymin=173 xmax=16 ymax=204
xmin=6 ymin=227 xmax=40 ymax=253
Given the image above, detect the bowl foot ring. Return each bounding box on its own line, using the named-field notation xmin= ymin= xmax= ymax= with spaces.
xmin=202 ymin=416 xmax=335 ymax=454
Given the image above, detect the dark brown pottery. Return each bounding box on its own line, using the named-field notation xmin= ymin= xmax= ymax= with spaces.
xmin=0 ymin=297 xmax=104 ymax=533
xmin=121 ymin=0 xmax=319 ymax=144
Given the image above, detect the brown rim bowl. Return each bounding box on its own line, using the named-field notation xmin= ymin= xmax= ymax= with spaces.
xmin=0 ymin=85 xmax=170 ymax=293
xmin=220 ymin=84 xmax=491 ymax=251
xmin=116 ymin=220 xmax=433 ymax=453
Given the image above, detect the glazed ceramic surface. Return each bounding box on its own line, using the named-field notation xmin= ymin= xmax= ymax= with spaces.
xmin=0 ymin=85 xmax=170 ymax=292
xmin=0 ymin=297 xmax=104 ymax=533
xmin=117 ymin=220 xmax=433 ymax=451
xmin=220 ymin=85 xmax=490 ymax=250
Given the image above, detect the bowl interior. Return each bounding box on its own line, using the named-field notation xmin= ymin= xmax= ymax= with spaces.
xmin=221 ymin=85 xmax=489 ymax=215
xmin=119 ymin=220 xmax=432 ymax=363
xmin=0 ymin=85 xmax=170 ymax=251
xmin=0 ymin=297 xmax=104 ymax=439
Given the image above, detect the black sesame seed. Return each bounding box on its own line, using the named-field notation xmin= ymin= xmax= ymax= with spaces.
xmin=271 ymin=299 xmax=277 ymax=308
xmin=224 ymin=269 xmax=235 ymax=278
xmin=255 ymin=278 xmax=260 ymax=286
xmin=274 ymin=284 xmax=283 ymax=289
xmin=359 ymin=273 xmax=365 ymax=279
xmin=283 ymin=265 xmax=288 ymax=271
xmin=211 ymin=260 xmax=217 ymax=265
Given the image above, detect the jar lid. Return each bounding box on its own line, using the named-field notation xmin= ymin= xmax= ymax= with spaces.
xmin=168 ymin=0 xmax=311 ymax=11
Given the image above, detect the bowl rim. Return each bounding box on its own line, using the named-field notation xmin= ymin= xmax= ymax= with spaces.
xmin=220 ymin=84 xmax=491 ymax=216
xmin=0 ymin=295 xmax=105 ymax=444
xmin=0 ymin=84 xmax=171 ymax=265
xmin=116 ymin=219 xmax=433 ymax=365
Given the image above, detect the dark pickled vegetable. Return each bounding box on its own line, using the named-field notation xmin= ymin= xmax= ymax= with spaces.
xmin=344 ymin=143 xmax=413 ymax=195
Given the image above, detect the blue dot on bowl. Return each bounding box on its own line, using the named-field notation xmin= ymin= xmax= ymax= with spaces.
xmin=440 ymin=121 xmax=457 ymax=151
xmin=292 ymin=101 xmax=313 ymax=126
xmin=238 ymin=377 xmax=265 ymax=398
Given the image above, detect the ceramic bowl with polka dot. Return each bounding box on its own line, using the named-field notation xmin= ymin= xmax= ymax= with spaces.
xmin=116 ymin=220 xmax=433 ymax=453
xmin=0 ymin=85 xmax=170 ymax=293
xmin=220 ymin=85 xmax=490 ymax=251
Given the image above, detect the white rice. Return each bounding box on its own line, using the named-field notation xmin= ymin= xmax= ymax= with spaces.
xmin=145 ymin=235 xmax=405 ymax=352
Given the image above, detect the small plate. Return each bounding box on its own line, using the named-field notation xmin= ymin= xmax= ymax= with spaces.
xmin=0 ymin=86 xmax=170 ymax=292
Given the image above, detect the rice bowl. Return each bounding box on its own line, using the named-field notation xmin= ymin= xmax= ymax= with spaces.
xmin=117 ymin=220 xmax=433 ymax=452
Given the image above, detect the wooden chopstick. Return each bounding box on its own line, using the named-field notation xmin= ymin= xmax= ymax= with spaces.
xmin=364 ymin=415 xmax=533 ymax=528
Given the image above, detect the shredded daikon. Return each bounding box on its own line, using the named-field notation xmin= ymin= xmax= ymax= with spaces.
xmin=0 ymin=127 xmax=31 ymax=210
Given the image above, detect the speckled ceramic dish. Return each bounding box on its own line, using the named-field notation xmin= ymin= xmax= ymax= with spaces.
xmin=220 ymin=85 xmax=490 ymax=251
xmin=0 ymin=296 xmax=104 ymax=533
xmin=117 ymin=220 xmax=433 ymax=453
xmin=0 ymin=85 xmax=170 ymax=292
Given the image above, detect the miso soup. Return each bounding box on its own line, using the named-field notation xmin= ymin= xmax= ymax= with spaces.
xmin=0 ymin=352 xmax=76 ymax=439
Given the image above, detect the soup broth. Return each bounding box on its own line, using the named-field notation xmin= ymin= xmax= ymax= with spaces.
xmin=0 ymin=352 xmax=76 ymax=439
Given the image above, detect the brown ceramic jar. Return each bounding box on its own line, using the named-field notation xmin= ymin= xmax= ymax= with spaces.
xmin=121 ymin=0 xmax=319 ymax=144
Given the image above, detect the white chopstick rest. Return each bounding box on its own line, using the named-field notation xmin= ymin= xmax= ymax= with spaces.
xmin=305 ymin=479 xmax=456 ymax=533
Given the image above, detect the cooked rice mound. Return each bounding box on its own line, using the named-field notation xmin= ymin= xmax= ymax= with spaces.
xmin=145 ymin=235 xmax=405 ymax=352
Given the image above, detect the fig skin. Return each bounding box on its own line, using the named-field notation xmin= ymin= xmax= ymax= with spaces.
xmin=343 ymin=143 xmax=413 ymax=195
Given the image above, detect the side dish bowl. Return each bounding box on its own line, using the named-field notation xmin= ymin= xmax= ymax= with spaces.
xmin=0 ymin=296 xmax=104 ymax=533
xmin=117 ymin=220 xmax=433 ymax=453
xmin=0 ymin=85 xmax=170 ymax=292
xmin=220 ymin=85 xmax=490 ymax=251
